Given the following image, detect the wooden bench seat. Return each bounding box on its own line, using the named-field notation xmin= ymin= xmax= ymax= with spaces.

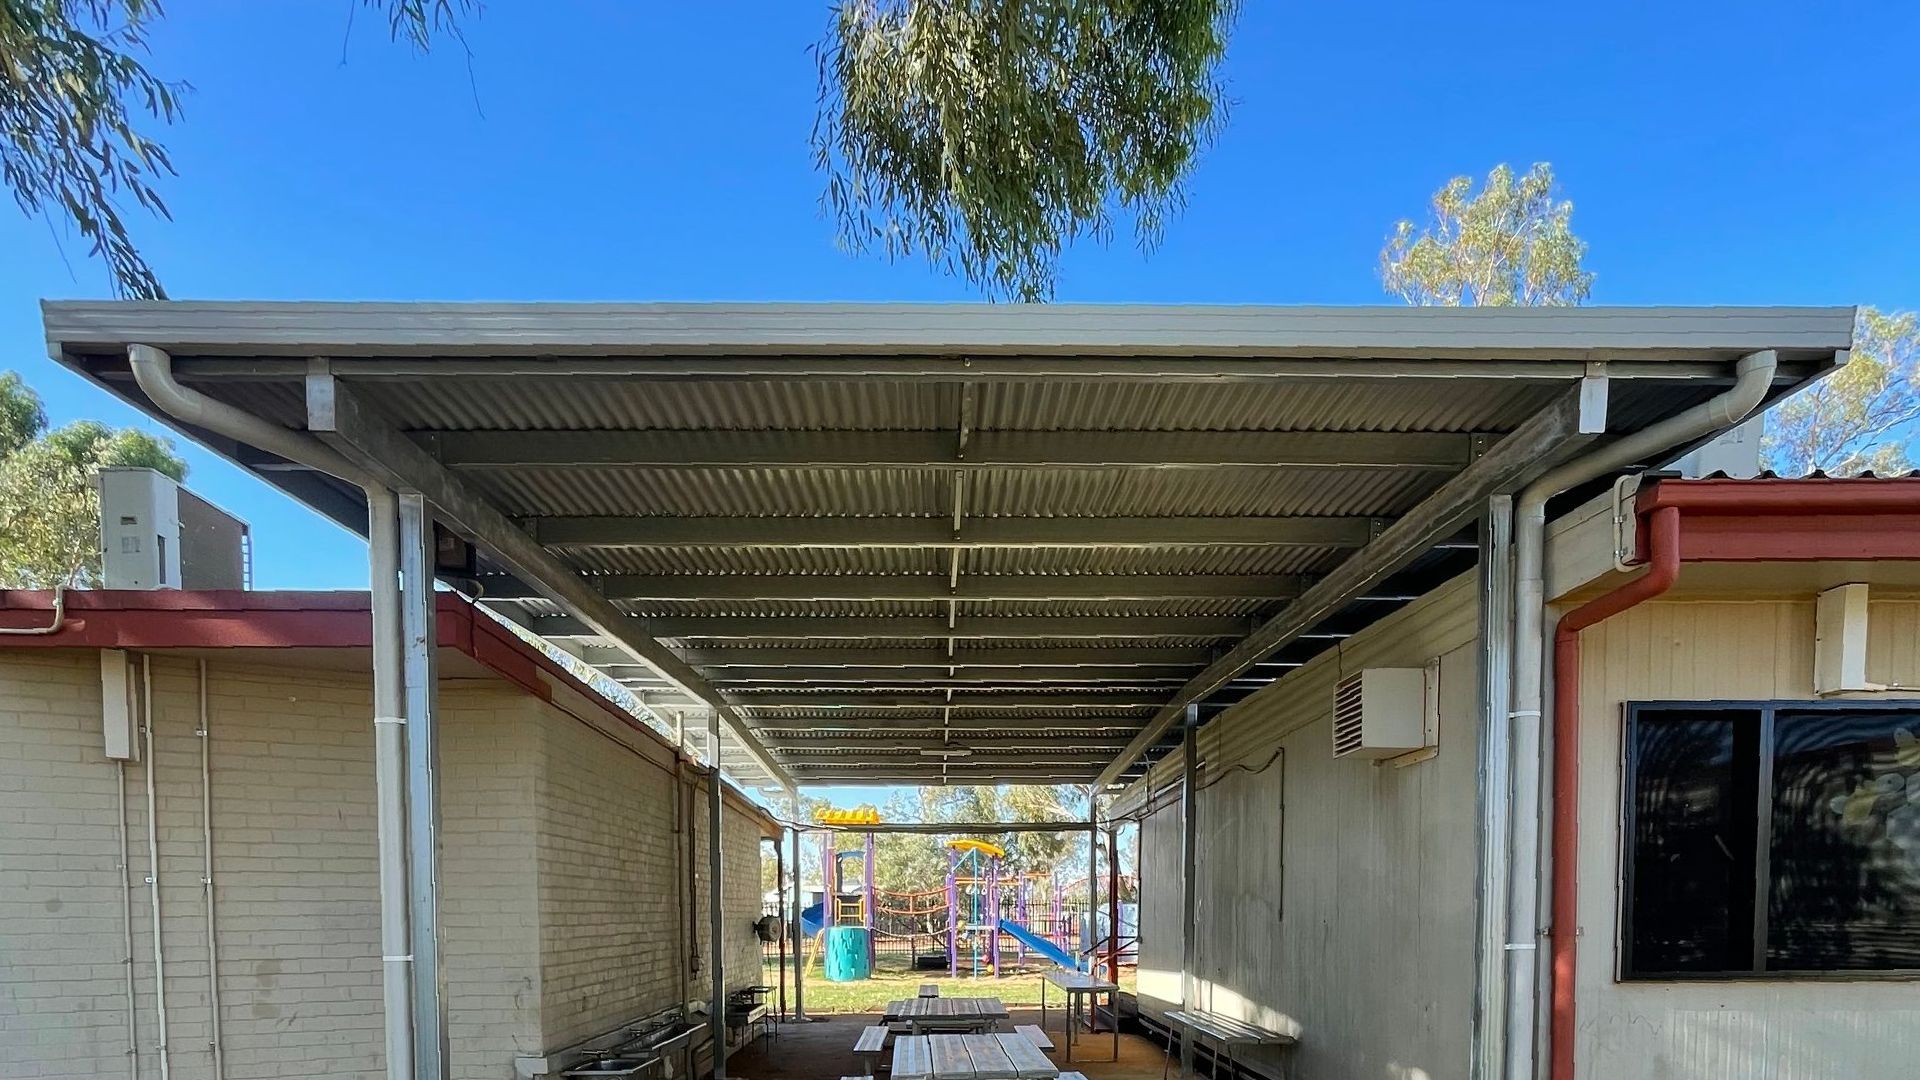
xmin=854 ymin=1025 xmax=890 ymax=1075
xmin=1013 ymin=1025 xmax=1054 ymax=1053
xmin=919 ymin=983 xmax=940 ymax=998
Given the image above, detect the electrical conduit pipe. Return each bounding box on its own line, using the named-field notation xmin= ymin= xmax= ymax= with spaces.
xmin=127 ymin=346 xmax=417 ymax=1080
xmin=1504 ymin=348 xmax=1776 ymax=1080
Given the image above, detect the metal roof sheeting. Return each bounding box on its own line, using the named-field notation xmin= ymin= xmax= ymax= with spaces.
xmin=44 ymin=301 xmax=1855 ymax=787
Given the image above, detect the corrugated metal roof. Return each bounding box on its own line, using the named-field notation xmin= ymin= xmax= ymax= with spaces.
xmin=44 ymin=300 xmax=1855 ymax=787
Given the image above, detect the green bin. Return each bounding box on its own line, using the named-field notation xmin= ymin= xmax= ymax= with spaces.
xmin=823 ymin=925 xmax=872 ymax=982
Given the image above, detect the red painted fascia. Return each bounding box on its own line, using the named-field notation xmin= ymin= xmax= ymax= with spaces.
xmin=1635 ymin=477 xmax=1920 ymax=561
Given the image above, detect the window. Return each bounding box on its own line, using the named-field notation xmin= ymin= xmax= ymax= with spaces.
xmin=1621 ymin=701 xmax=1920 ymax=978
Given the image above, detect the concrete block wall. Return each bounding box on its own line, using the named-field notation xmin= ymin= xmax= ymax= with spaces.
xmin=1 ymin=649 xmax=772 ymax=1080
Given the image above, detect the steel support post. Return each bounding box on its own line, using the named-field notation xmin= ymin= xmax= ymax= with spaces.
xmin=398 ymin=494 xmax=447 ymax=1080
xmin=1180 ymin=705 xmax=1200 ymax=1080
xmin=708 ymin=710 xmax=727 ymax=1079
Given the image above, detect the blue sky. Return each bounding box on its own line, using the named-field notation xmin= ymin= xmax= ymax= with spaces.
xmin=2 ymin=3 xmax=1916 ymax=806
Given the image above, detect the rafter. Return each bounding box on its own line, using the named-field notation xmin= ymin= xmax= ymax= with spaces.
xmin=482 ymin=573 xmax=1308 ymax=602
xmin=542 ymin=615 xmax=1255 ymax=641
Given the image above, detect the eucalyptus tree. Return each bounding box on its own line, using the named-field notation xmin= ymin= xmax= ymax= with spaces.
xmin=1763 ymin=307 xmax=1920 ymax=475
xmin=7 ymin=0 xmax=1235 ymax=302
xmin=1380 ymin=162 xmax=1594 ymax=307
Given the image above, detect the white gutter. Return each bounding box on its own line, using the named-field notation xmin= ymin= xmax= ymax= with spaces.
xmin=127 ymin=345 xmax=417 ymax=1080
xmin=1499 ymin=349 xmax=1778 ymax=1080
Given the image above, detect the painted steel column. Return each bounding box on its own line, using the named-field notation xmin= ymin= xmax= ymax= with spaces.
xmin=367 ymin=491 xmax=415 ymax=1080
xmin=398 ymin=494 xmax=447 ymax=1080
xmin=1472 ymin=495 xmax=1515 ymax=1080
xmin=864 ymin=831 xmax=877 ymax=966
xmin=1180 ymin=705 xmax=1200 ymax=1080
xmin=775 ymin=833 xmax=788 ymax=1022
xmin=1086 ymin=788 xmax=1099 ymax=972
xmin=946 ymin=849 xmax=959 ymax=976
xmin=790 ymin=808 xmax=809 ymax=1021
xmin=707 ymin=710 xmax=728 ymax=1080
xmin=822 ymin=832 xmax=836 ymax=931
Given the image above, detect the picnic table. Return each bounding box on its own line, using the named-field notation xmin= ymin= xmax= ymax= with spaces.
xmin=1039 ymin=971 xmax=1118 ymax=1064
xmin=890 ymin=1034 xmax=1059 ymax=1080
xmin=1161 ymin=1010 xmax=1296 ymax=1080
xmin=883 ymin=996 xmax=1011 ymax=1035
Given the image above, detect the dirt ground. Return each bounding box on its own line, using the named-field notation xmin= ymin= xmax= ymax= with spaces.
xmin=729 ymin=1007 xmax=1175 ymax=1080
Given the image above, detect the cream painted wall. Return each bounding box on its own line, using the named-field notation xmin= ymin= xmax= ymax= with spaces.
xmin=1571 ymin=598 xmax=1920 ymax=1080
xmin=1133 ymin=574 xmax=1483 ymax=1080
xmin=0 ymin=649 xmax=772 ymax=1080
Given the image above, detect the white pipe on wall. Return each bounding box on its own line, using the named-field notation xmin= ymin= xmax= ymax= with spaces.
xmin=140 ymin=656 xmax=171 ymax=1080
xmin=118 ymin=760 xmax=140 ymax=1080
xmin=196 ymin=659 xmax=226 ymax=1079
xmin=1500 ymin=351 xmax=1777 ymax=1080
xmin=129 ymin=345 xmax=416 ymax=1080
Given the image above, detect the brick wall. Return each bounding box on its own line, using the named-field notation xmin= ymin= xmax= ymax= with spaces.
xmin=0 ymin=649 xmax=772 ymax=1080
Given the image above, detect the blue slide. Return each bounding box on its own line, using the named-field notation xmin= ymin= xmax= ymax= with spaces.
xmin=800 ymin=902 xmax=825 ymax=937
xmin=997 ymin=919 xmax=1084 ymax=972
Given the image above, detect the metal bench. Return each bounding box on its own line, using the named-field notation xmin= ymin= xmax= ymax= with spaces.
xmin=1161 ymin=1010 xmax=1296 ymax=1080
xmin=1013 ymin=1025 xmax=1054 ymax=1053
xmin=855 ymin=1025 xmax=890 ymax=1075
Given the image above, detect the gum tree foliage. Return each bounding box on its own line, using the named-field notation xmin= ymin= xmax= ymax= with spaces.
xmin=11 ymin=1 xmax=1233 ymax=303
xmin=1763 ymin=307 xmax=1920 ymax=476
xmin=0 ymin=370 xmax=187 ymax=588
xmin=1 ymin=0 xmax=470 ymax=299
xmin=1381 ymin=163 xmax=1594 ymax=307
xmin=814 ymin=0 xmax=1237 ymax=300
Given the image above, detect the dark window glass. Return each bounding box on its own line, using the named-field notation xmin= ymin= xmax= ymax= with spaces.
xmin=1626 ymin=709 xmax=1760 ymax=974
xmin=1768 ymin=707 xmax=1920 ymax=971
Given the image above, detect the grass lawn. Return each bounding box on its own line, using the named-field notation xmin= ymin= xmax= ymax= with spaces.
xmin=759 ymin=956 xmax=1138 ymax=1015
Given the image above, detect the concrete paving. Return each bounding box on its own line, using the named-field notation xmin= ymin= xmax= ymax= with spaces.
xmin=730 ymin=1008 xmax=1176 ymax=1080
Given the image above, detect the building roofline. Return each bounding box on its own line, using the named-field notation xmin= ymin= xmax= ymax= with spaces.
xmin=0 ymin=588 xmax=781 ymax=834
xmin=44 ymin=299 xmax=1856 ymax=360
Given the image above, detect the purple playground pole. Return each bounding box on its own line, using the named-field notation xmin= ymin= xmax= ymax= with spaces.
xmin=1015 ymin=878 xmax=1029 ymax=966
xmin=988 ymin=856 xmax=1001 ymax=977
xmin=1050 ymin=873 xmax=1062 ymax=947
xmin=864 ymin=831 xmax=877 ymax=966
xmin=946 ymin=848 xmax=959 ymax=977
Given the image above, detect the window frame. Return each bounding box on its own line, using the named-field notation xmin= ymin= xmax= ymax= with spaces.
xmin=1618 ymin=698 xmax=1920 ymax=983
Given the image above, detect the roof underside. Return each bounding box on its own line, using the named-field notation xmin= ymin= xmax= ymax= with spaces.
xmin=45 ymin=302 xmax=1855 ymax=790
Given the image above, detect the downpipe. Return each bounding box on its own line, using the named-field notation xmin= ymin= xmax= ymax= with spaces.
xmin=1501 ymin=350 xmax=1776 ymax=1080
xmin=118 ymin=758 xmax=139 ymax=1080
xmin=128 ymin=345 xmax=417 ymax=1080
xmin=197 ymin=659 xmax=227 ymax=1079
xmin=140 ymin=656 xmax=171 ymax=1080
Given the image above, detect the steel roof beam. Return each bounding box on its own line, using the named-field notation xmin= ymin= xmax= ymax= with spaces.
xmin=1096 ymin=386 xmax=1596 ymax=787
xmin=725 ymin=691 xmax=1165 ymax=709
xmin=660 ymin=646 xmax=1218 ymax=668
xmin=745 ymin=716 xmax=1147 ymax=732
xmin=483 ymin=573 xmax=1308 ymax=602
xmin=543 ymin=615 xmax=1255 ymax=641
xmin=782 ymin=768 xmax=1109 ymax=785
xmin=694 ymin=667 xmax=1192 ymax=685
xmin=430 ymin=430 xmax=1474 ymax=470
xmin=524 ymin=514 xmax=1381 ymax=549
xmin=300 ymin=372 xmax=793 ymax=791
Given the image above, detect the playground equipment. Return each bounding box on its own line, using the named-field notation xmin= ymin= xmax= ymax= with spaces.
xmin=795 ymin=811 xmax=1115 ymax=981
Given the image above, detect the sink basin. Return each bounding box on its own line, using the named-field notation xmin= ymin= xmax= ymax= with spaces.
xmin=633 ymin=1021 xmax=696 ymax=1048
xmin=562 ymin=1057 xmax=652 ymax=1078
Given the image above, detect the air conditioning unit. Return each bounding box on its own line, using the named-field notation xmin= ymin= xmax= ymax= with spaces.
xmin=98 ymin=467 xmax=251 ymax=590
xmin=1332 ymin=667 xmax=1431 ymax=759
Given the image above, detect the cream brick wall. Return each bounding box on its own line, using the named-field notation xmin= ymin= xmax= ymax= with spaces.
xmin=1 ymin=649 xmax=772 ymax=1080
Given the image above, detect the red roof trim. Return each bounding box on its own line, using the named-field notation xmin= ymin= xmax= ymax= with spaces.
xmin=1634 ymin=477 xmax=1920 ymax=562
xmin=0 ymin=588 xmax=780 ymax=832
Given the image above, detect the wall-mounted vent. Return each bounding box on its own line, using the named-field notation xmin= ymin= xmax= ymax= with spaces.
xmin=1332 ymin=667 xmax=1430 ymax=759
